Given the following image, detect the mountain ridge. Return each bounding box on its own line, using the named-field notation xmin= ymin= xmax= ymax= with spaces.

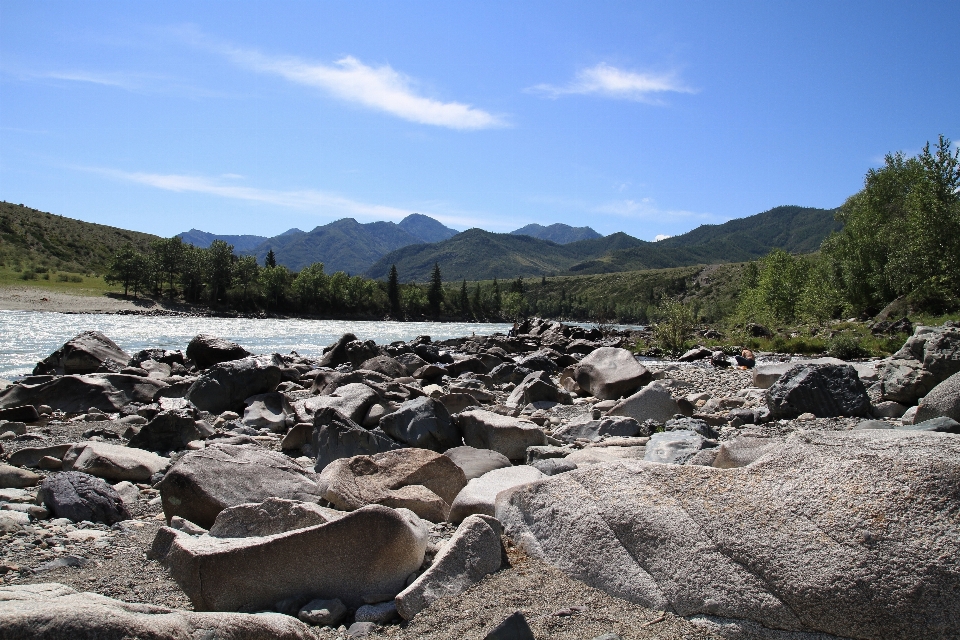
xmin=510 ymin=223 xmax=602 ymax=244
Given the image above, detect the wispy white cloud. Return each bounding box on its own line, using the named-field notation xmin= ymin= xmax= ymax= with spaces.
xmin=212 ymin=41 xmax=505 ymax=129
xmin=529 ymin=63 xmax=694 ymax=103
xmin=654 ymin=234 xmax=672 ymax=241
xmin=5 ymin=67 xmax=233 ymax=99
xmin=82 ymin=166 xmax=495 ymax=228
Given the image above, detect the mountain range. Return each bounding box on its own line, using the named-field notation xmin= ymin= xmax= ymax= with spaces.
xmin=178 ymin=217 xmax=604 ymax=274
xmin=367 ymin=206 xmax=840 ymax=281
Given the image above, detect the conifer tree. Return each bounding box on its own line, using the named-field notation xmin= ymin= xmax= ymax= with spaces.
xmin=265 ymin=249 xmax=277 ymax=268
xmin=427 ymin=262 xmax=443 ymax=317
xmin=387 ymin=264 xmax=401 ymax=316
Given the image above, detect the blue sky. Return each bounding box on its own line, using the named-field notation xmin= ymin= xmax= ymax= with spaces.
xmin=1 ymin=1 xmax=957 ymax=241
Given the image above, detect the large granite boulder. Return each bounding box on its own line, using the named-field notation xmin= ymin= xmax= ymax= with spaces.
xmin=33 ymin=331 xmax=130 ymax=376
xmin=879 ymin=324 xmax=960 ymax=404
xmin=312 ymin=408 xmax=401 ymax=473
xmin=395 ymin=514 xmax=503 ymax=620
xmin=379 ymin=397 xmax=460 ymax=451
xmin=443 ymin=446 xmax=512 ymax=481
xmin=0 ymin=583 xmax=317 ymax=640
xmin=448 ymin=465 xmax=544 ymax=523
xmin=570 ymin=347 xmax=651 ymax=400
xmin=185 ymin=357 xmax=281 ymax=414
xmin=156 ymin=504 xmax=427 ymax=611
xmin=38 ymin=471 xmax=130 ymax=525
xmin=914 ymin=370 xmax=960 ymax=424
xmin=320 ymin=448 xmax=467 ymax=522
xmin=186 ymin=334 xmax=251 ymax=369
xmin=0 ymin=374 xmax=166 ymax=413
xmin=127 ymin=409 xmax=213 ymax=452
xmin=496 ymin=429 xmax=960 ymax=639
xmin=458 ymin=409 xmax=546 ymax=461
xmin=158 ymin=444 xmax=323 ymax=529
xmin=606 ymin=382 xmax=682 ymax=424
xmin=766 ymin=363 xmax=871 ymax=419
xmin=61 ymin=442 xmax=167 ymax=482
xmin=360 ymin=355 xmax=409 ymax=379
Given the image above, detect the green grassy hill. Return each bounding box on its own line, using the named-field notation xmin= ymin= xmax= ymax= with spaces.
xmin=0 ymin=202 xmax=158 ymax=275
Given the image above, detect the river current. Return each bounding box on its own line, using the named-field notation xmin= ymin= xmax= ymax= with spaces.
xmin=0 ymin=310 xmax=514 ymax=379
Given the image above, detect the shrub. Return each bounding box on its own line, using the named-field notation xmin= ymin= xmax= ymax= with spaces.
xmin=653 ymin=298 xmax=695 ymax=353
xmin=827 ymin=332 xmax=868 ymax=360
xmin=19 ymin=270 xmax=37 ymax=280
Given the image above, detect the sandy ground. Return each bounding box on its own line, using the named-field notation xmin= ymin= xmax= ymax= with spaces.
xmin=0 ymin=286 xmax=192 ymax=314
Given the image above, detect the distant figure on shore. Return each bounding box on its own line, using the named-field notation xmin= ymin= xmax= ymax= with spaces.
xmin=508 ymin=321 xmax=519 ymax=338
xmin=735 ymin=349 xmax=756 ymax=369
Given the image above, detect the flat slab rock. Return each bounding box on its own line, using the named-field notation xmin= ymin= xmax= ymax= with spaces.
xmin=496 ymin=429 xmax=960 ymax=639
xmin=0 ymin=582 xmax=315 ymax=640
xmin=156 ymin=504 xmax=427 ymax=611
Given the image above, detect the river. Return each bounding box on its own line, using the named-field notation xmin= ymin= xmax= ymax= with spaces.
xmin=0 ymin=310 xmax=515 ymax=379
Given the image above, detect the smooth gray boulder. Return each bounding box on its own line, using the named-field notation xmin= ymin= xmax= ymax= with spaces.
xmin=0 ymin=463 xmax=41 ymax=488
xmin=299 ymin=382 xmax=379 ymax=425
xmin=158 ymin=444 xmax=323 ymax=529
xmin=157 ymin=504 xmax=427 ymax=611
xmin=552 ymin=416 xmax=647 ymax=443
xmin=61 ymin=442 xmax=167 ymax=482
xmin=185 ymin=357 xmax=281 ymax=415
xmin=209 ymin=497 xmax=345 ymax=538
xmin=606 ymin=382 xmax=682 ymax=424
xmin=505 ymin=374 xmax=573 ymax=408
xmin=379 ymin=396 xmax=460 ymax=451
xmin=879 ymin=325 xmax=960 ymax=404
xmin=915 ymin=370 xmax=960 ymax=423
xmin=711 ymin=436 xmax=777 ymax=469
xmin=496 ymin=429 xmax=960 ymax=639
xmin=33 ymin=331 xmax=130 ymax=376
xmin=448 ymin=465 xmax=544 ymax=523
xmin=570 ymin=347 xmax=651 ymax=400
xmin=531 ymin=458 xmax=578 ymax=475
xmin=186 ymin=334 xmax=251 ymax=369
xmin=458 ymin=409 xmax=547 ymax=461
xmin=320 ymin=448 xmax=467 ymax=522
xmin=312 ymin=408 xmax=401 ymax=473
xmin=395 ymin=514 xmax=503 ymax=619
xmin=38 ymin=471 xmax=130 ymax=525
xmin=242 ymin=392 xmax=294 ymax=432
xmin=0 ymin=374 xmax=166 ymax=413
xmin=643 ymin=430 xmax=712 ymax=465
xmin=127 ymin=409 xmax=214 ymax=452
xmin=359 ymin=355 xmax=408 ymax=379
xmin=444 ymin=446 xmax=512 ymax=481
xmin=766 ymin=364 xmax=871 ymax=419
xmin=0 ymin=583 xmax=317 ymax=640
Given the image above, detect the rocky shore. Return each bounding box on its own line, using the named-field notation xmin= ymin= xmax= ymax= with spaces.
xmin=1 ymin=318 xmax=958 ymax=639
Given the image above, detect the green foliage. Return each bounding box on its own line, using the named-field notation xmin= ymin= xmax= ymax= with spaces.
xmin=264 ymin=249 xmax=277 ymax=268
xmin=734 ymin=250 xmax=845 ymax=327
xmin=653 ymin=298 xmax=695 ymax=353
xmin=822 ymin=135 xmax=960 ymax=313
xmin=827 ymin=332 xmax=869 ymax=360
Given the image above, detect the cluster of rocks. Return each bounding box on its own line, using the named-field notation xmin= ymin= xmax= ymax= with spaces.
xmin=1 ymin=319 xmax=958 ymax=639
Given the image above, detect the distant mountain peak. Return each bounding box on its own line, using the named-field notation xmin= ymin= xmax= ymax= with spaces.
xmin=511 ymin=223 xmax=603 ymax=244
xmin=398 ymin=213 xmax=458 ymax=244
